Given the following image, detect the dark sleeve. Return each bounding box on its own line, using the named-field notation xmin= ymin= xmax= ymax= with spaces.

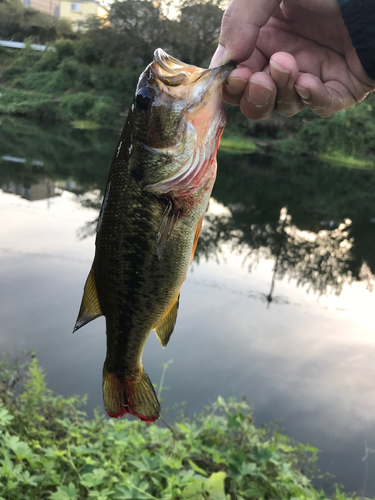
xmin=339 ymin=0 xmax=375 ymax=80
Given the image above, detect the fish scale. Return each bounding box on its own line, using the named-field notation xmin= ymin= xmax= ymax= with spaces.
xmin=74 ymin=49 xmax=236 ymax=422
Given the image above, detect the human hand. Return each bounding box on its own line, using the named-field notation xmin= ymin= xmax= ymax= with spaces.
xmin=210 ymin=0 xmax=375 ymax=119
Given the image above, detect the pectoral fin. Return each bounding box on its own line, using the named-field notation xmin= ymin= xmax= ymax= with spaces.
xmin=156 ymin=201 xmax=179 ymax=259
xmin=73 ymin=267 xmax=102 ymax=332
xmin=154 ymin=294 xmax=180 ymax=348
xmin=190 ymin=216 xmax=203 ymax=262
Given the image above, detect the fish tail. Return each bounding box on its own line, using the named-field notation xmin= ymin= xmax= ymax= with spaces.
xmin=102 ymin=364 xmax=160 ymax=422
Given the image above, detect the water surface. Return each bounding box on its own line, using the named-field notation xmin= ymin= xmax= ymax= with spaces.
xmin=1 ymin=116 xmax=375 ymax=496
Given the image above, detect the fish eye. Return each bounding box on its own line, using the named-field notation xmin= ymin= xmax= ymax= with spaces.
xmin=135 ymin=87 xmax=154 ymax=110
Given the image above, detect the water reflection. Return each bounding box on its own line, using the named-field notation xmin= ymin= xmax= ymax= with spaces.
xmin=196 ymin=150 xmax=375 ymax=298
xmin=2 ymin=115 xmax=374 ymax=301
xmin=1 ymin=117 xmax=375 ymax=496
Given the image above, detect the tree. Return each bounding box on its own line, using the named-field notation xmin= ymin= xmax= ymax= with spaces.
xmin=0 ymin=0 xmax=24 ymax=40
xmin=170 ymin=0 xmax=224 ymax=66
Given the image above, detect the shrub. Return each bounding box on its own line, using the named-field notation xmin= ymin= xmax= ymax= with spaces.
xmin=0 ymin=352 xmax=367 ymax=500
xmin=87 ymin=95 xmax=119 ymax=126
xmin=45 ymin=58 xmax=91 ymax=93
xmin=0 ymin=86 xmax=59 ymax=118
xmin=60 ymin=92 xmax=96 ymax=121
xmin=54 ymin=38 xmax=76 ymax=60
xmin=33 ymin=48 xmax=60 ymax=72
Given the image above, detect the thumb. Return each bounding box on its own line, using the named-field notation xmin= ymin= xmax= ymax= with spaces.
xmin=211 ymin=0 xmax=281 ymax=66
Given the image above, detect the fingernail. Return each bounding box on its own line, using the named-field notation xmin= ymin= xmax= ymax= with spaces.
xmin=210 ymin=44 xmax=225 ymax=68
xmin=226 ymin=76 xmax=247 ymax=96
xmin=270 ymin=60 xmax=290 ymax=87
xmin=295 ymin=85 xmax=311 ymax=100
xmin=248 ymin=81 xmax=273 ymax=107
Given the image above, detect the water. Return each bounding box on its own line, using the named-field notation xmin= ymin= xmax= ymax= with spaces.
xmin=1 ymin=116 xmax=375 ymax=496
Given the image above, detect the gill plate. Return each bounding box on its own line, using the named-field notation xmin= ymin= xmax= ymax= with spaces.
xmin=145 ymin=122 xmax=207 ymax=195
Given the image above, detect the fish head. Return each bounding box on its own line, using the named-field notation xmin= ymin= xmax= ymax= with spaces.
xmin=128 ymin=48 xmax=236 ymax=194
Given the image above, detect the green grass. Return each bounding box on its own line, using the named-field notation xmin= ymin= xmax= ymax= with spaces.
xmin=71 ymin=120 xmax=102 ymax=130
xmin=319 ymin=151 xmax=375 ymax=170
xmin=0 ymin=352 xmax=371 ymax=500
xmin=220 ymin=135 xmax=258 ymax=153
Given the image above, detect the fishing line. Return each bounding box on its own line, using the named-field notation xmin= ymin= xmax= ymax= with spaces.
xmin=159 ymin=415 xmax=176 ymax=459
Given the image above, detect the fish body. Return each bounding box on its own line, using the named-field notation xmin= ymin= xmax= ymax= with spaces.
xmin=74 ymin=49 xmax=235 ymax=422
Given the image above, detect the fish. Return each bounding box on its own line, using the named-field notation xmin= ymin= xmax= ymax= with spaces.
xmin=73 ymin=48 xmax=235 ymax=422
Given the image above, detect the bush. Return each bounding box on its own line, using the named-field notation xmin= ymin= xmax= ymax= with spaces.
xmin=0 ymin=48 xmax=40 ymax=82
xmin=54 ymin=39 xmax=76 ymax=60
xmin=60 ymin=92 xmax=96 ymax=121
xmin=87 ymin=95 xmax=119 ymax=126
xmin=0 ymin=352 xmax=367 ymax=500
xmin=33 ymin=49 xmax=60 ymax=72
xmin=22 ymin=70 xmax=53 ymax=90
xmin=0 ymin=85 xmax=59 ymax=118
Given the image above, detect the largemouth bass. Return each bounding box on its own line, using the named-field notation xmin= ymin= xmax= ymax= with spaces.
xmin=74 ymin=49 xmax=235 ymax=422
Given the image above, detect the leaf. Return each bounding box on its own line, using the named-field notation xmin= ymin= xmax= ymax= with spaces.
xmin=50 ymin=483 xmax=78 ymax=500
xmin=4 ymin=435 xmax=32 ymax=460
xmin=81 ymin=468 xmax=107 ymax=488
xmin=181 ymin=472 xmax=227 ymax=500
xmin=180 ymin=479 xmax=206 ymax=500
xmin=205 ymin=472 xmax=227 ymax=500
xmin=188 ymin=460 xmax=208 ymax=477
xmin=0 ymin=406 xmax=13 ymax=426
xmin=88 ymin=488 xmax=112 ymax=500
xmin=240 ymin=462 xmax=257 ymax=476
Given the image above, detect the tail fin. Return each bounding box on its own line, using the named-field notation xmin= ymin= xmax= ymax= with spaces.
xmin=102 ymin=365 xmax=160 ymax=422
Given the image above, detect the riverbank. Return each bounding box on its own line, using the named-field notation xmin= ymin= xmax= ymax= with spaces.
xmin=0 ymin=352 xmax=370 ymax=500
xmin=1 ymin=43 xmax=375 ymax=169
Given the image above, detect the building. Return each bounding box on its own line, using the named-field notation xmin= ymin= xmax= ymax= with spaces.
xmin=60 ymin=0 xmax=108 ymax=29
xmin=22 ymin=0 xmax=60 ymax=17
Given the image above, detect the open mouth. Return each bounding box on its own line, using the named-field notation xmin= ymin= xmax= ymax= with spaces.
xmin=151 ymin=48 xmax=236 ymax=89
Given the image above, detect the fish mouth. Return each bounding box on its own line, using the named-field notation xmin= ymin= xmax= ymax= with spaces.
xmin=151 ymin=48 xmax=236 ymax=91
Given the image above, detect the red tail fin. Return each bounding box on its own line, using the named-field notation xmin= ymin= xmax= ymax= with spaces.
xmin=102 ymin=365 xmax=160 ymax=422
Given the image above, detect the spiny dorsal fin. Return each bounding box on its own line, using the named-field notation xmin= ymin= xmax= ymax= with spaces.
xmin=73 ymin=266 xmax=102 ymax=332
xmin=154 ymin=294 xmax=180 ymax=348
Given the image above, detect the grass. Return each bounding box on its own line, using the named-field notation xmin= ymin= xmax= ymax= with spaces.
xmin=71 ymin=120 xmax=102 ymax=130
xmin=319 ymin=151 xmax=375 ymax=170
xmin=220 ymin=135 xmax=258 ymax=153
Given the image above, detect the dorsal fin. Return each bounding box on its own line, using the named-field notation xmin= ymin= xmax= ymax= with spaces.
xmin=73 ymin=267 xmax=102 ymax=332
xmin=154 ymin=294 xmax=180 ymax=348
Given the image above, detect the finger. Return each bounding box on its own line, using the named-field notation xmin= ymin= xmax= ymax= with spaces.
xmin=294 ymin=73 xmax=358 ymax=117
xmin=223 ymin=66 xmax=252 ymax=106
xmin=210 ymin=0 xmax=281 ymax=66
xmin=269 ymin=52 xmax=305 ymax=117
xmin=240 ymin=72 xmax=277 ymax=120
xmin=223 ymin=47 xmax=268 ymax=105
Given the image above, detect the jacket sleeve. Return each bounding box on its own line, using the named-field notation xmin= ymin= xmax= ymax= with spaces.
xmin=339 ymin=0 xmax=375 ymax=80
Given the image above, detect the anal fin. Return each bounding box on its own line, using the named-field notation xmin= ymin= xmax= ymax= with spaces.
xmin=73 ymin=266 xmax=102 ymax=332
xmin=154 ymin=294 xmax=180 ymax=348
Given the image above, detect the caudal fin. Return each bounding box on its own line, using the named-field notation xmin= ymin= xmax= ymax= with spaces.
xmin=102 ymin=365 xmax=160 ymax=422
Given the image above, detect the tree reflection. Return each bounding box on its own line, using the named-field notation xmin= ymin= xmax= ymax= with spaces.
xmin=196 ymin=151 xmax=375 ymax=297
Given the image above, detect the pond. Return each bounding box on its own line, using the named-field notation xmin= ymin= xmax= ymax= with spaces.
xmin=1 ymin=115 xmax=375 ymax=497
